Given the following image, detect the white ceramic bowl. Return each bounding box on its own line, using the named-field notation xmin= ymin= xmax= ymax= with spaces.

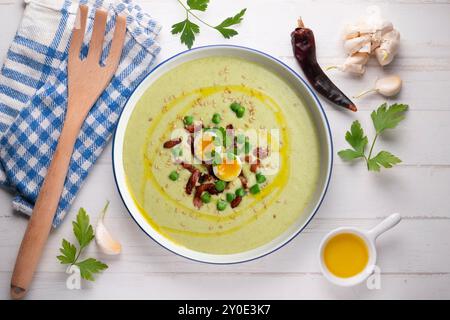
xmin=112 ymin=45 xmax=333 ymax=264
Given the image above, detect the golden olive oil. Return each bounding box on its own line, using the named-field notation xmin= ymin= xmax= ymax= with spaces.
xmin=323 ymin=233 xmax=369 ymax=278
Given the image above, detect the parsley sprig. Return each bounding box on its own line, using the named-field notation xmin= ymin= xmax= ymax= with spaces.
xmin=338 ymin=103 xmax=408 ymax=172
xmin=57 ymin=208 xmax=107 ymax=281
xmin=172 ymin=0 xmax=246 ymax=49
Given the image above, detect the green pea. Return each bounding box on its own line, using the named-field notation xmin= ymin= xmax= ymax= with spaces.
xmin=236 ymin=106 xmax=245 ymax=118
xmin=215 ymin=180 xmax=226 ymax=192
xmin=201 ymin=192 xmax=211 ymax=204
xmin=212 ymin=113 xmax=221 ymax=124
xmin=183 ymin=115 xmax=194 ymax=125
xmin=217 ymin=200 xmax=228 ymax=211
xmin=168 ymin=171 xmax=179 ymax=181
xmin=249 ymin=184 xmax=261 ymax=194
xmin=230 ymin=102 xmax=242 ymax=112
xmin=235 ymin=187 xmax=246 ymax=197
xmin=256 ymin=173 xmax=266 ymax=184
xmin=226 ymin=193 xmax=236 ymax=203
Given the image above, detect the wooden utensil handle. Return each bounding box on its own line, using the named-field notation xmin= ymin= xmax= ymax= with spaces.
xmin=10 ymin=120 xmax=80 ymax=299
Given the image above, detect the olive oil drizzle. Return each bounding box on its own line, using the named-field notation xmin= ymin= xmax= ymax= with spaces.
xmin=128 ymin=84 xmax=290 ymax=237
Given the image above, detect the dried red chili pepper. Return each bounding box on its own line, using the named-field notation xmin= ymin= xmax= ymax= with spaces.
xmin=202 ymin=162 xmax=215 ymax=175
xmin=181 ymin=162 xmax=196 ymax=173
xmin=163 ymin=137 xmax=182 ymax=148
xmin=193 ymin=183 xmax=219 ymax=208
xmin=250 ymin=158 xmax=261 ymax=173
xmin=230 ymin=195 xmax=242 ymax=209
xmin=185 ymin=124 xmax=195 ymax=133
xmin=199 ymin=173 xmax=214 ymax=183
xmin=185 ymin=122 xmax=203 ymax=133
xmin=189 ymin=135 xmax=195 ymax=156
xmin=193 ymin=196 xmax=203 ymax=209
xmin=239 ymin=172 xmax=248 ymax=189
xmin=291 ymin=19 xmax=357 ymax=112
xmin=186 ymin=169 xmax=200 ymax=195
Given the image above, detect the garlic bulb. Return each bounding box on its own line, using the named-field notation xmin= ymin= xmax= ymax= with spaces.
xmin=337 ymin=6 xmax=400 ymax=74
xmin=95 ymin=201 xmax=122 ymax=255
xmin=354 ymin=75 xmax=403 ymax=98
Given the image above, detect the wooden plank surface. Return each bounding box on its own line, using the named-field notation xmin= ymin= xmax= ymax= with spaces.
xmin=0 ymin=0 xmax=449 ymax=299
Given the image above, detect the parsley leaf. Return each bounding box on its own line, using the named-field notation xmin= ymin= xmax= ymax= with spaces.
xmin=214 ymin=9 xmax=247 ymax=39
xmin=368 ymin=151 xmax=402 ymax=172
xmin=371 ymin=103 xmax=408 ymax=134
xmin=187 ymin=0 xmax=209 ymax=11
xmin=171 ymin=19 xmax=200 ymax=49
xmin=171 ymin=20 xmax=186 ymax=34
xmin=338 ymin=120 xmax=368 ymax=160
xmin=173 ymin=1 xmax=246 ymax=49
xmin=57 ymin=206 xmax=108 ymax=281
xmin=76 ymin=258 xmax=108 ymax=282
xmin=72 ymin=207 xmax=94 ymax=249
xmin=338 ymin=103 xmax=407 ymax=172
xmin=338 ymin=149 xmax=365 ymax=161
xmin=182 ymin=20 xmax=200 ymax=49
xmin=57 ymin=239 xmax=77 ymax=264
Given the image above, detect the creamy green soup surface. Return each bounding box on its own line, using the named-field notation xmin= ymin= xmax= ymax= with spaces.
xmin=123 ymin=56 xmax=321 ymax=254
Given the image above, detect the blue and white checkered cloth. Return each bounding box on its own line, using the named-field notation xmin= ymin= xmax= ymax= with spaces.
xmin=0 ymin=0 xmax=161 ymax=227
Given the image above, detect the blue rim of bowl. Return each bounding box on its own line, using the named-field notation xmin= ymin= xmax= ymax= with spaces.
xmin=112 ymin=44 xmax=334 ymax=265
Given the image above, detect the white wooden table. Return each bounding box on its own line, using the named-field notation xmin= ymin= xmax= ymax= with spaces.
xmin=1 ymin=0 xmax=450 ymax=300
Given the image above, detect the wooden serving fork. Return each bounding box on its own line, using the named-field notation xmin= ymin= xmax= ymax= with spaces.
xmin=10 ymin=5 xmax=126 ymax=299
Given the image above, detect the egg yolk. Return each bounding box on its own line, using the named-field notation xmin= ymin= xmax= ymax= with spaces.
xmin=201 ymin=138 xmax=213 ymax=153
xmin=215 ymin=159 xmax=242 ymax=181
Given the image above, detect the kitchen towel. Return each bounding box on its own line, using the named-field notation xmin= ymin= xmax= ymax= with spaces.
xmin=0 ymin=0 xmax=161 ymax=227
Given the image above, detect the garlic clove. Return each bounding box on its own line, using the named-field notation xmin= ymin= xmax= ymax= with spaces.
xmin=375 ymin=75 xmax=402 ymax=97
xmin=344 ymin=35 xmax=371 ymax=55
xmin=375 ymin=49 xmax=391 ymax=66
xmin=359 ymin=41 xmax=372 ymax=54
xmin=343 ymin=24 xmax=361 ymax=40
xmin=354 ymin=75 xmax=402 ymax=98
xmin=379 ymin=21 xmax=394 ymax=36
xmin=342 ymin=63 xmax=366 ymax=75
xmin=326 ymin=52 xmax=369 ymax=75
xmin=95 ymin=201 xmax=122 ymax=255
xmin=347 ymin=52 xmax=370 ymax=65
xmin=375 ymin=29 xmax=400 ymax=66
xmin=371 ymin=30 xmax=382 ymax=51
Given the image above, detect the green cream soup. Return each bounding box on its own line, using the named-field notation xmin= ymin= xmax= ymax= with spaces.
xmin=123 ymin=56 xmax=320 ymax=254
